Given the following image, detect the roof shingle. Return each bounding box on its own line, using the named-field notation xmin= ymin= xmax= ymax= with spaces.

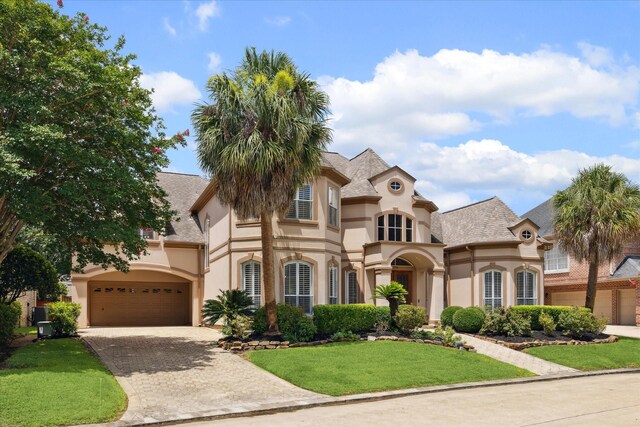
xmin=157 ymin=172 xmax=209 ymax=243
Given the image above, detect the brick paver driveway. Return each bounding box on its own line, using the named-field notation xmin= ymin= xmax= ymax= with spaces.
xmin=81 ymin=327 xmax=322 ymax=425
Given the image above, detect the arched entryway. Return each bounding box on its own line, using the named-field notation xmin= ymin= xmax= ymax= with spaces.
xmin=391 ymin=257 xmax=414 ymax=303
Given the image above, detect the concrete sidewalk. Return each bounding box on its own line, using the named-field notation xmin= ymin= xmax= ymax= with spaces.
xmin=458 ymin=334 xmax=577 ymax=375
xmin=605 ymin=325 xmax=640 ymax=339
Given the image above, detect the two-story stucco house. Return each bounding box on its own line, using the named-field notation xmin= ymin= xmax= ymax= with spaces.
xmin=524 ymin=199 xmax=640 ymax=325
xmin=71 ymin=148 xmax=547 ymax=328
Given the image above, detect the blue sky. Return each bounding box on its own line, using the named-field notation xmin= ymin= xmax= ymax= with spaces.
xmin=53 ymin=1 xmax=640 ymax=214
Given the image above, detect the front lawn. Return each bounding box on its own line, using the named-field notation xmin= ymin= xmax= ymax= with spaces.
xmin=15 ymin=326 xmax=37 ymax=336
xmin=248 ymin=341 xmax=533 ymax=396
xmin=0 ymin=338 xmax=126 ymax=427
xmin=525 ymin=337 xmax=640 ymax=371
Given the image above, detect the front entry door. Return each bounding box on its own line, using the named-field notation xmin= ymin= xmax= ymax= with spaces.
xmin=392 ymin=271 xmax=412 ymax=304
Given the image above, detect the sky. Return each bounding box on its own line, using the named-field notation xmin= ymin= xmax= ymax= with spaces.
xmin=51 ymin=1 xmax=640 ymax=214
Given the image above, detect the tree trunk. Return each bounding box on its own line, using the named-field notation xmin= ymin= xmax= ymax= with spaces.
xmin=584 ymin=257 xmax=599 ymax=311
xmin=389 ymin=299 xmax=399 ymax=318
xmin=0 ymin=196 xmax=23 ymax=265
xmin=260 ymin=209 xmax=280 ymax=336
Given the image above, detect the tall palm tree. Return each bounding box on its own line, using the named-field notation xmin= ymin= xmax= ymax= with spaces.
xmin=553 ymin=164 xmax=640 ymax=310
xmin=192 ymin=48 xmax=331 ymax=335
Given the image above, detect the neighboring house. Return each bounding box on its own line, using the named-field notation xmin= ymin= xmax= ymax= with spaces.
xmin=16 ymin=290 xmax=36 ymax=327
xmin=524 ymin=199 xmax=640 ymax=325
xmin=70 ymin=148 xmax=546 ymax=328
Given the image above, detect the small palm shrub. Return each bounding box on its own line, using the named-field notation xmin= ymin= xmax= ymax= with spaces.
xmin=440 ymin=306 xmax=462 ymax=327
xmin=538 ymin=311 xmax=557 ymax=336
xmin=452 ymin=307 xmax=485 ymax=333
xmin=395 ymin=305 xmax=427 ymax=335
xmin=47 ymin=301 xmax=81 ymax=337
xmin=253 ymin=304 xmax=316 ymax=342
xmin=557 ymin=307 xmax=607 ymax=339
xmin=372 ymin=282 xmax=407 ymax=317
xmin=203 ymin=290 xmax=255 ymax=339
xmin=480 ymin=307 xmax=531 ymax=337
xmin=0 ymin=302 xmax=21 ymax=346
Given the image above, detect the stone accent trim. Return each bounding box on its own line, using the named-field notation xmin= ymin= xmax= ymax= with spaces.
xmin=472 ymin=334 xmax=618 ymax=351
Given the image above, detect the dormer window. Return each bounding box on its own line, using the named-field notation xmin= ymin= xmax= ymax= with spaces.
xmin=520 ymin=229 xmax=533 ymax=241
xmin=287 ymin=184 xmax=313 ymax=220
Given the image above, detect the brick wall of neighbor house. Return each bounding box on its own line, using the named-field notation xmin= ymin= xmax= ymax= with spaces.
xmin=636 ymin=285 xmax=640 ymax=326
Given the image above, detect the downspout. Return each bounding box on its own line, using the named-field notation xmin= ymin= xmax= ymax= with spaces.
xmin=198 ymin=243 xmax=204 ymax=326
xmin=466 ymin=246 xmax=475 ymax=306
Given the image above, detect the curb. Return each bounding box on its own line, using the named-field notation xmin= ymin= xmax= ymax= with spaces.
xmin=100 ymin=367 xmax=640 ymax=427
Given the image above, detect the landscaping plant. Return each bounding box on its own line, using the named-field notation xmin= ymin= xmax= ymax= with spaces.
xmin=395 ymin=305 xmax=427 ymax=335
xmin=479 ymin=307 xmax=532 ymax=337
xmin=330 ymin=331 xmax=360 ymax=341
xmin=440 ymin=306 xmax=462 ymax=327
xmin=0 ymin=301 xmax=20 ymax=346
xmin=557 ymin=306 xmax=607 ymax=339
xmin=510 ymin=305 xmax=590 ymax=330
xmin=374 ymin=307 xmax=392 ymax=333
xmin=47 ymin=301 xmax=81 ymax=337
xmin=538 ymin=311 xmax=557 ymax=336
xmin=372 ymin=282 xmax=407 ymax=317
xmin=314 ymin=304 xmax=390 ymax=335
xmin=434 ymin=325 xmax=461 ymax=347
xmin=253 ymin=304 xmax=316 ymax=342
xmin=222 ymin=315 xmax=253 ymax=340
xmin=452 ymin=307 xmax=486 ymax=333
xmin=0 ymin=245 xmax=58 ymax=304
xmin=202 ymin=289 xmax=254 ymax=333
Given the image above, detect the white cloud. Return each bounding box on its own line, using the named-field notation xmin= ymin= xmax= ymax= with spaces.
xmin=196 ymin=0 xmax=220 ymax=31
xmin=408 ymin=139 xmax=640 ymax=211
xmin=140 ymin=72 xmax=201 ymax=112
xmin=322 ymin=48 xmax=640 ymax=152
xmin=163 ymin=17 xmax=177 ymax=36
xmin=578 ymin=42 xmax=614 ymax=67
xmin=207 ymin=52 xmax=222 ymax=72
xmin=265 ymin=16 xmax=291 ymax=26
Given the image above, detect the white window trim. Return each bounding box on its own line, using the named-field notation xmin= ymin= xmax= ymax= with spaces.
xmin=204 ymin=218 xmax=210 ymax=269
xmin=287 ymin=184 xmax=313 ymax=220
xmin=544 ymin=245 xmax=570 ymax=274
xmin=241 ymin=260 xmax=261 ymax=308
xmin=328 ymin=186 xmax=339 ymax=227
xmin=483 ymin=270 xmax=502 ymax=311
xmin=284 ymin=261 xmax=314 ymax=314
xmin=328 ymin=265 xmax=338 ymax=304
xmin=516 ymin=270 xmax=537 ymax=305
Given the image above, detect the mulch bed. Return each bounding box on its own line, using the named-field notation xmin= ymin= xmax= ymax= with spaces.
xmin=472 ymin=330 xmax=617 ymax=351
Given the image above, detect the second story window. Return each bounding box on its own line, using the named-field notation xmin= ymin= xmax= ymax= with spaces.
xmin=377 ymin=216 xmax=385 ymax=240
xmin=287 ymin=184 xmax=313 ymax=220
xmin=544 ymin=244 xmax=569 ymax=273
xmin=328 ymin=186 xmax=339 ymax=227
xmin=388 ymin=214 xmax=402 ymax=241
xmin=377 ymin=213 xmax=415 ymax=243
xmin=406 ymin=218 xmax=413 ymax=242
xmin=204 ymin=218 xmax=210 ymax=269
xmin=140 ymin=228 xmax=154 ymax=240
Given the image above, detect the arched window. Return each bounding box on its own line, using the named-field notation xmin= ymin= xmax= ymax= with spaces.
xmin=483 ymin=270 xmax=502 ymax=311
xmin=516 ymin=270 xmax=537 ymax=305
xmin=345 ymin=270 xmax=358 ymax=304
xmin=284 ymin=261 xmax=313 ymax=314
xmin=377 ymin=213 xmax=414 ymax=242
xmin=328 ymin=265 xmax=338 ymax=304
xmin=241 ymin=260 xmax=261 ymax=308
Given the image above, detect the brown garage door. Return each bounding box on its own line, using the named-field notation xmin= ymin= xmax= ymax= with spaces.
xmin=618 ymin=290 xmax=636 ymax=325
xmin=90 ymin=282 xmax=190 ymax=326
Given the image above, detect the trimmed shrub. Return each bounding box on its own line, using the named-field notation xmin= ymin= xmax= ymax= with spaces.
xmin=222 ymin=315 xmax=252 ymax=340
xmin=557 ymin=306 xmax=607 ymax=339
xmin=510 ymin=305 xmax=591 ymax=330
xmin=440 ymin=306 xmax=462 ymax=327
xmin=452 ymin=307 xmax=485 ymax=333
xmin=47 ymin=301 xmax=81 ymax=337
xmin=331 ymin=331 xmax=360 ymax=341
xmin=480 ymin=307 xmax=532 ymax=337
xmin=538 ymin=311 xmax=557 ymax=336
xmin=253 ymin=304 xmax=317 ymax=342
xmin=395 ymin=305 xmax=427 ymax=334
xmin=0 ymin=302 xmax=21 ymax=346
xmin=313 ymin=304 xmax=390 ymax=335
xmin=374 ymin=307 xmax=392 ymax=333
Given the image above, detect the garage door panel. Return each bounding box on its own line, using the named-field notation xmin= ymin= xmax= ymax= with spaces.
xmin=90 ymin=282 xmax=190 ymax=326
xmin=619 ymin=290 xmax=636 ymax=325
xmin=551 ymin=290 xmax=613 ymax=322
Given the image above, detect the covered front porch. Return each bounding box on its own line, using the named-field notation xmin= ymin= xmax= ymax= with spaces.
xmin=362 ymin=242 xmax=445 ymax=322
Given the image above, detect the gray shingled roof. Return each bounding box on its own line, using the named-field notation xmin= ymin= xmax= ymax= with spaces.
xmin=439 ymin=197 xmax=521 ymax=247
xmin=611 ymin=256 xmax=640 ymax=279
xmin=522 ymin=198 xmax=555 ymax=237
xmin=431 ymin=212 xmax=443 ymax=243
xmin=157 ymin=172 xmax=209 ymax=243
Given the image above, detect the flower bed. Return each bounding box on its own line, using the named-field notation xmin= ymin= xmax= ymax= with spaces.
xmin=472 ymin=331 xmax=618 ymax=351
xmin=217 ymin=334 xmax=476 ymax=352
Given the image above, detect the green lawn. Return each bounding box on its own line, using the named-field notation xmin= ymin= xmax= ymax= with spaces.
xmin=248 ymin=341 xmax=533 ymax=396
xmin=14 ymin=326 xmax=37 ymax=336
xmin=0 ymin=338 xmax=126 ymax=427
xmin=525 ymin=337 xmax=640 ymax=371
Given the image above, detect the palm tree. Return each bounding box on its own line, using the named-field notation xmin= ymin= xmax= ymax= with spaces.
xmin=373 ymin=282 xmax=408 ymax=317
xmin=553 ymin=164 xmax=640 ymax=311
xmin=192 ymin=48 xmax=331 ymax=335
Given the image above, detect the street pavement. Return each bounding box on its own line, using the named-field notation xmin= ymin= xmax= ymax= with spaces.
xmin=180 ymin=372 xmax=640 ymax=427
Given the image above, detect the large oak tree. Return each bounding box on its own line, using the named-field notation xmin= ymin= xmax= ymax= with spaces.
xmin=0 ymin=0 xmax=183 ymax=271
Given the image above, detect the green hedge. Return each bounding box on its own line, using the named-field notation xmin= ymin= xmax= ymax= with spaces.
xmin=452 ymin=307 xmax=485 ymax=333
xmin=47 ymin=301 xmax=81 ymax=337
xmin=510 ymin=306 xmax=591 ymax=330
xmin=253 ymin=304 xmax=316 ymax=342
xmin=440 ymin=306 xmax=462 ymax=327
xmin=0 ymin=302 xmax=21 ymax=346
xmin=313 ymin=304 xmax=390 ymax=335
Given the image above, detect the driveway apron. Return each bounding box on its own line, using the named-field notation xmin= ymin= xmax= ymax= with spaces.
xmin=80 ymin=327 xmax=322 ymax=425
